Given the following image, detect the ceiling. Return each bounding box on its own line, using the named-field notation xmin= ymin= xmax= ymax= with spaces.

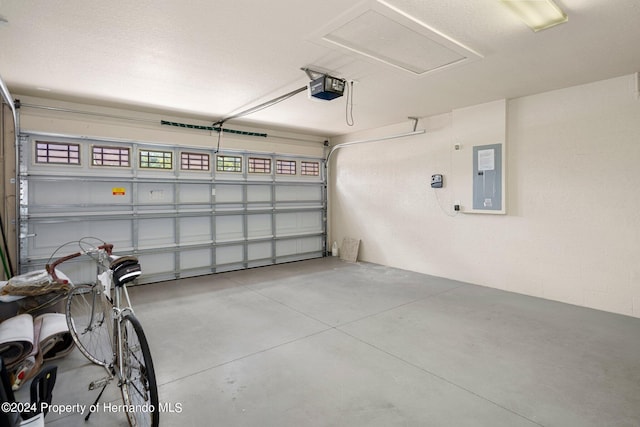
xmin=1 ymin=0 xmax=639 ymax=137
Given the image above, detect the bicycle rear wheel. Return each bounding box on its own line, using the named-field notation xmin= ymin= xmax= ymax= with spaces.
xmin=66 ymin=284 xmax=113 ymax=367
xmin=119 ymin=313 xmax=159 ymax=427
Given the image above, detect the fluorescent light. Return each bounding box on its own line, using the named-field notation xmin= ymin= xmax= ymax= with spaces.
xmin=500 ymin=0 xmax=568 ymax=32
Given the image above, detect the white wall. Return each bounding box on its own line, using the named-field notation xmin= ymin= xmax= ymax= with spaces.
xmin=329 ymin=74 xmax=640 ymax=318
xmin=16 ymin=95 xmax=327 ymax=157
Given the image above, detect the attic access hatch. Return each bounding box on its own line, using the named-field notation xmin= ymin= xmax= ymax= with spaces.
xmin=311 ymin=0 xmax=482 ymax=76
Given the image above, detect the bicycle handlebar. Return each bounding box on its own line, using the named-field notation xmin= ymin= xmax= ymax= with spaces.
xmin=98 ymin=243 xmax=114 ymax=255
xmin=46 ymin=243 xmax=114 ymax=284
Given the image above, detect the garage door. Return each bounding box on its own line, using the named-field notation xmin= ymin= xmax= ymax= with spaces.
xmin=18 ymin=133 xmax=326 ymax=284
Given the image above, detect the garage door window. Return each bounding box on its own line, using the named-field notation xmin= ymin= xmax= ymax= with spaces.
xmin=92 ymin=146 xmax=130 ymax=167
xmin=181 ymin=152 xmax=210 ymax=171
xmin=276 ymin=159 xmax=296 ymax=175
xmin=35 ymin=141 xmax=80 ymax=165
xmin=248 ymin=157 xmax=271 ymax=174
xmin=301 ymin=161 xmax=319 ymax=176
xmin=140 ymin=149 xmax=173 ymax=169
xmin=216 ymin=155 xmax=242 ymax=173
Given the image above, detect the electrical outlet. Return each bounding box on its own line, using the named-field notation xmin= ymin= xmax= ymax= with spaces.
xmin=430 ymin=174 xmax=443 ymax=188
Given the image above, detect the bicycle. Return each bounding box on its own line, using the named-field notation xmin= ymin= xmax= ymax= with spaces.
xmin=45 ymin=237 xmax=159 ymax=427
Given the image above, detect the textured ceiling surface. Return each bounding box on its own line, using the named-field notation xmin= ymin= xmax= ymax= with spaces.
xmin=1 ymin=0 xmax=639 ymax=136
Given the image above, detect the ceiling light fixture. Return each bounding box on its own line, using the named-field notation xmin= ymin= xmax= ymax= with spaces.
xmin=499 ymin=0 xmax=568 ymax=32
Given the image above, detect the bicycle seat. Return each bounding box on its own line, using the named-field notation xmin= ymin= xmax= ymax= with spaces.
xmin=110 ymin=256 xmax=142 ymax=287
xmin=109 ymin=256 xmax=139 ymax=270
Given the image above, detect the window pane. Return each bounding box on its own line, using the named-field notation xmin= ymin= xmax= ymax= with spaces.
xmin=140 ymin=150 xmax=173 ymax=169
xmin=92 ymin=146 xmax=130 ymax=167
xmin=181 ymin=152 xmax=210 ymax=171
xmin=248 ymin=157 xmax=271 ymax=174
xmin=276 ymin=159 xmax=296 ymax=175
xmin=35 ymin=141 xmax=80 ymax=165
xmin=301 ymin=161 xmax=320 ymax=176
xmin=216 ymin=155 xmax=242 ymax=172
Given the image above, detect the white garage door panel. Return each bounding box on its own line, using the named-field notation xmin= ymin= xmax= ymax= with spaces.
xmin=248 ymin=242 xmax=272 ymax=261
xmin=179 ymin=216 xmax=212 ymax=244
xmin=180 ymin=248 xmax=212 ymax=270
xmin=216 ymin=216 xmax=243 ymax=242
xmin=138 ymin=183 xmax=175 ymax=206
xmin=178 ymin=183 xmax=211 ymax=204
xmin=275 ymin=212 xmax=322 ymax=236
xmin=91 ymin=220 xmax=135 ymax=250
xmin=216 ymin=185 xmax=243 ymax=203
xmin=247 ymin=214 xmax=272 ymax=239
xmin=138 ymin=218 xmax=175 ymax=248
xmin=247 ymin=185 xmax=271 ymax=202
xmin=29 ymin=181 xmax=134 ymax=211
xmin=27 ymin=219 xmax=134 ymax=258
xmin=28 ymin=222 xmax=92 ymax=258
xmin=276 ymin=185 xmax=322 ymax=202
xmin=217 ymin=245 xmax=243 ymax=265
xmin=276 ymin=237 xmax=322 ymax=258
xmin=139 ymin=252 xmax=175 ymax=280
xmin=19 ymin=133 xmax=326 ymax=283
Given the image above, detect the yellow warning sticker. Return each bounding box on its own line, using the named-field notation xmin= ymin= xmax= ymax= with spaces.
xmin=112 ymin=187 xmax=126 ymax=196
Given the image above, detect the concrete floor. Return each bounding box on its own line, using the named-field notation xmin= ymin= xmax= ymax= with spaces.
xmin=19 ymin=257 xmax=640 ymax=426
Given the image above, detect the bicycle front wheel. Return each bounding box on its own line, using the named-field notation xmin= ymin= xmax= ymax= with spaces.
xmin=119 ymin=314 xmax=159 ymax=427
xmin=66 ymin=284 xmax=113 ymax=367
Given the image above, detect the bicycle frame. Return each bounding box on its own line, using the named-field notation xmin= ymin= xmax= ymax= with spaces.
xmin=112 ymin=283 xmax=135 ymax=384
xmin=72 ymin=248 xmax=139 ymax=379
xmin=55 ymin=246 xmax=132 ymax=382
xmin=83 ymin=279 xmax=135 ymax=403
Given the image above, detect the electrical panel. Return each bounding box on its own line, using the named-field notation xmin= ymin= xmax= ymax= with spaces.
xmin=472 ymin=144 xmax=502 ymax=211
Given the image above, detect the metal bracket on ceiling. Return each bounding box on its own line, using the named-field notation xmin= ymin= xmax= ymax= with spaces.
xmin=408 ymin=116 xmax=420 ymax=132
xmin=301 ymin=67 xmax=326 ymax=80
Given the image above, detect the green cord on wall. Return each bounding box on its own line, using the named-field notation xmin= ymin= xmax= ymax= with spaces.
xmin=0 ymin=245 xmax=10 ymax=280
